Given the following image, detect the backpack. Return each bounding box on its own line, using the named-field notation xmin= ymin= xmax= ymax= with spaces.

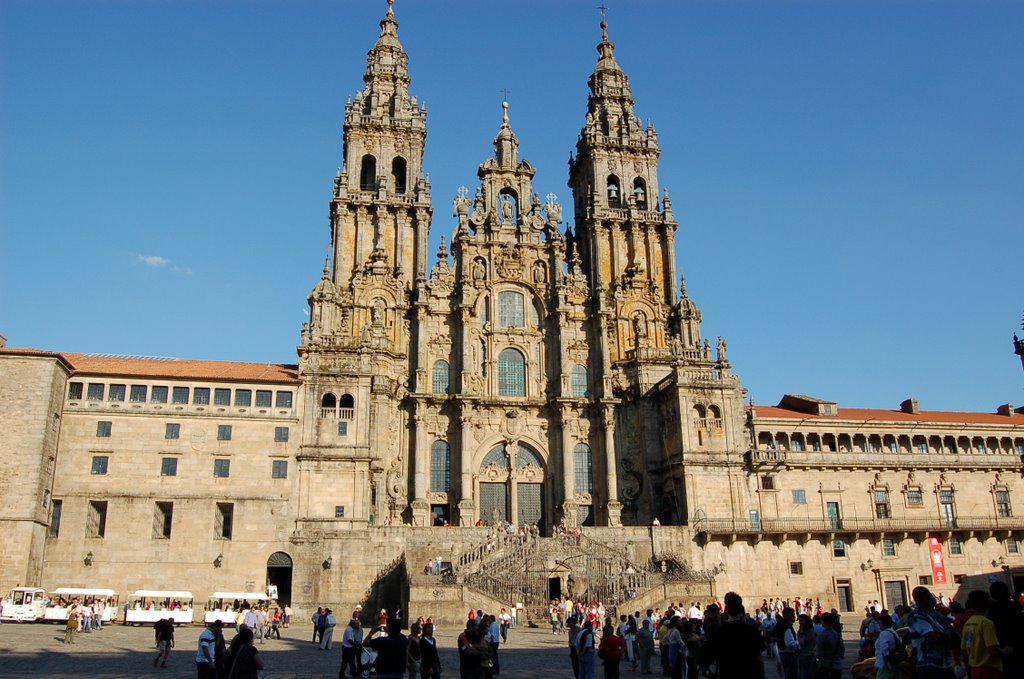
xmin=883 ymin=629 xmax=908 ymax=667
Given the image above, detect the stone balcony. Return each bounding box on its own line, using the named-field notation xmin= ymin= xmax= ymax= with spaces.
xmin=693 ymin=515 xmax=1024 ymax=543
xmin=745 ymin=448 xmax=1021 ymax=472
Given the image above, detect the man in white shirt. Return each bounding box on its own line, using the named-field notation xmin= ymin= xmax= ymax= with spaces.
xmin=499 ymin=608 xmax=512 ymax=642
xmin=687 ymin=602 xmax=703 ymax=621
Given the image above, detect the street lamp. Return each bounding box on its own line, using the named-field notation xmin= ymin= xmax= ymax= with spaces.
xmin=1014 ymin=311 xmax=1024 ymax=374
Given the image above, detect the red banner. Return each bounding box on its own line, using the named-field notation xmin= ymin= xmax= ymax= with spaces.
xmin=928 ymin=537 xmax=948 ymax=586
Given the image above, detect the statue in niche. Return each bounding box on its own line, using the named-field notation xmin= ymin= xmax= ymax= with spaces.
xmin=703 ymin=338 xmax=711 ymax=358
xmin=533 ymin=261 xmax=546 ymax=283
xmin=472 ymin=259 xmax=486 ymax=281
xmin=372 ymin=299 xmax=385 ymax=324
xmin=501 ymin=194 xmax=515 ymax=224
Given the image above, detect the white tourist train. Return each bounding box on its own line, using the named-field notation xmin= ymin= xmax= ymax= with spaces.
xmin=124 ymin=590 xmax=194 ymax=625
xmin=203 ymin=591 xmax=271 ymax=624
xmin=0 ymin=587 xmax=47 ymax=622
xmin=44 ymin=587 xmax=120 ymax=623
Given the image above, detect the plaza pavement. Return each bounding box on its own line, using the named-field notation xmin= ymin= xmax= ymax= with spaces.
xmin=0 ymin=619 xmax=861 ymax=678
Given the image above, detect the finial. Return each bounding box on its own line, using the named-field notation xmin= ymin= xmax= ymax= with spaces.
xmin=437 ymin=235 xmax=448 ymax=259
xmin=322 ymin=256 xmax=330 ymax=279
xmin=502 ymin=100 xmax=509 ymax=127
xmin=598 ymin=3 xmax=609 ymax=40
xmin=680 ymin=274 xmax=688 ymax=297
xmin=386 ymin=0 xmax=394 ymax=17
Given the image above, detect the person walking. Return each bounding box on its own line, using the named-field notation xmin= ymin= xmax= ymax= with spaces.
xmin=369 ymin=618 xmax=411 ymax=679
xmin=196 ymin=620 xmax=218 ymax=678
xmin=600 ymin=623 xmax=627 ymax=679
xmin=227 ymin=625 xmax=265 ymax=679
xmin=708 ymin=592 xmax=766 ymax=679
xmin=420 ymin=621 xmax=442 ymax=679
xmin=814 ymin=612 xmax=843 ymax=679
xmin=908 ymin=586 xmax=954 ymax=679
xmin=637 ymin=618 xmax=656 ymax=674
xmin=153 ymin=617 xmax=175 ymax=667
xmin=407 ymin=622 xmax=423 ymax=679
xmin=313 ymin=607 xmax=324 ymax=644
xmin=321 ymin=608 xmax=338 ymax=650
xmin=577 ymin=619 xmax=597 ymax=679
xmin=341 ymin=618 xmax=364 ymax=678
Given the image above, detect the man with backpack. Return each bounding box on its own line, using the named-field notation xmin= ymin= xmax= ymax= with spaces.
xmin=873 ymin=611 xmax=906 ymax=679
xmin=908 ymin=586 xmax=954 ymax=679
xmin=815 ymin=612 xmax=845 ymax=679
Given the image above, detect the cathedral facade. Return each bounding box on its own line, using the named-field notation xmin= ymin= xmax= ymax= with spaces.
xmin=2 ymin=3 xmax=1023 ymax=620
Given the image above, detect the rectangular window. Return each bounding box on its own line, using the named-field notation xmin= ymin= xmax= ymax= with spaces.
xmin=832 ymin=540 xmax=846 ymax=558
xmin=760 ymin=475 xmax=775 ymax=490
xmin=918 ymin=575 xmax=933 ymax=586
xmin=949 ymin=537 xmax=963 ymax=556
xmin=882 ymin=538 xmax=897 ymax=557
xmin=165 ymin=423 xmax=180 ymax=439
xmin=213 ymin=459 xmax=230 ymax=478
xmin=978 ymin=441 xmax=987 ymax=454
xmin=953 ymin=574 xmax=965 ymax=584
xmin=193 ymin=387 xmax=211 ymax=405
xmin=87 ymin=500 xmax=107 ymax=538
xmin=792 ymin=489 xmax=807 ymax=505
xmin=215 ymin=502 xmax=234 ymax=540
xmin=338 ymin=421 xmax=348 ymax=436
xmin=275 ymin=391 xmax=293 ymax=408
xmin=153 ymin=501 xmax=173 ymax=539
xmin=811 ymin=439 xmax=822 ymax=452
xmin=151 ymin=386 xmax=168 ymax=403
xmin=87 ymin=383 xmax=105 ymax=400
xmin=48 ymin=499 xmax=62 ymax=538
xmin=234 ymin=389 xmax=252 ymax=407
xmin=108 ymin=384 xmax=126 ymax=401
xmin=96 ymin=421 xmax=112 ymax=438
xmin=214 ymin=388 xmax=231 ymax=406
xmin=888 ymin=441 xmax=899 ymax=454
xmin=789 ymin=562 xmax=804 ymax=575
xmin=874 ymin=489 xmax=891 ymax=519
xmin=217 ymin=425 xmax=232 ymax=441
xmin=791 ymin=439 xmax=804 ymax=451
xmin=996 ymin=490 xmax=1012 ymax=518
xmin=274 ymin=426 xmax=289 ymax=443
xmin=917 ymin=441 xmax=928 ymax=454
xmin=129 ymin=385 xmax=147 ymax=402
xmin=1006 ymin=537 xmax=1019 ymax=555
xmin=335 ymin=506 xmax=345 ymax=518
xmin=68 ymin=382 xmax=83 ymax=400
xmin=160 ymin=457 xmax=178 ymax=477
xmin=90 ymin=455 xmax=109 ymax=475
xmin=172 ymin=386 xmax=189 ymax=404
xmin=272 ymin=460 xmax=288 ymax=479
xmin=255 ymin=390 xmax=272 ymax=407
xmin=907 ymin=488 xmax=923 ymax=506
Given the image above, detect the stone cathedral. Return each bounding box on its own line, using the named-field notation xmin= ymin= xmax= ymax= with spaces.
xmin=3 ymin=2 xmax=1023 ymax=622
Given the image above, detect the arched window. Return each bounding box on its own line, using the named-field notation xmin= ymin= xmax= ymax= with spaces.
xmin=498 ymin=291 xmax=525 ymax=328
xmin=391 ymin=157 xmax=407 ymax=194
xmin=633 ymin=178 xmax=647 ymax=209
xmin=571 ymin=365 xmax=588 ymax=398
xmin=693 ymin=404 xmax=707 ymax=420
xmin=339 ymin=393 xmax=354 ymax=420
xmin=607 ymin=175 xmax=621 ymax=207
xmin=321 ymin=393 xmax=337 ymax=409
xmin=498 ymin=348 xmax=526 ymax=397
xmin=516 ymin=446 xmax=542 ymax=468
xmin=574 ymin=443 xmax=593 ymax=494
xmin=430 ymin=440 xmax=451 ymax=492
xmin=432 ymin=360 xmax=450 ymax=394
xmin=482 ymin=445 xmax=510 ymax=468
xmin=359 ymin=154 xmax=376 ymax=191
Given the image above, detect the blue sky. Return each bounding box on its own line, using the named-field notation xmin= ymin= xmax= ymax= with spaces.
xmin=2 ymin=0 xmax=1022 ymax=412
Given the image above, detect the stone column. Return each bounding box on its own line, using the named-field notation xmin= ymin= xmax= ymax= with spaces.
xmin=603 ymin=407 xmax=622 ymax=526
xmin=560 ymin=406 xmax=578 ymax=526
xmin=664 ymin=229 xmax=677 ymax=302
xmin=410 ymin=405 xmax=429 ymax=526
xmin=456 ymin=407 xmax=475 ymax=525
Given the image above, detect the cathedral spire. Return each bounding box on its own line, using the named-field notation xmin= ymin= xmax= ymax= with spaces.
xmin=361 ymin=0 xmax=411 ymax=107
xmin=493 ymin=100 xmax=519 ymax=169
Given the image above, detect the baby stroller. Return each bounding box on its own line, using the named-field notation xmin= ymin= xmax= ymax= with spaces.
xmin=359 ymin=645 xmax=377 ymax=679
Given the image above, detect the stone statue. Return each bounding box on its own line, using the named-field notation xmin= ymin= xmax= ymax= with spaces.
xmin=472 ymin=259 xmax=486 ymax=281
xmin=703 ymin=338 xmax=711 ymax=358
xmin=533 ymin=260 xmax=546 ymax=283
xmin=716 ymin=336 xmax=728 ymax=362
xmin=372 ymin=299 xmax=385 ymax=324
xmin=501 ymin=194 xmax=514 ymax=224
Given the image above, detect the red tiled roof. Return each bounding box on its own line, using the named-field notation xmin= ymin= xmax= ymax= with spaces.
xmin=751 ymin=405 xmax=1024 ymax=427
xmin=1 ymin=348 xmax=299 ymax=384
xmin=0 ymin=347 xmax=75 ymax=370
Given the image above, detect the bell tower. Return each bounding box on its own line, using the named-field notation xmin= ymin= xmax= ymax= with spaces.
xmin=568 ymin=15 xmax=679 ymax=386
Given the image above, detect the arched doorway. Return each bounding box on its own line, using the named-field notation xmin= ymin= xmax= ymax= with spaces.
xmin=266 ymin=552 xmax=292 ymax=605
xmin=477 ymin=442 xmax=546 ymax=533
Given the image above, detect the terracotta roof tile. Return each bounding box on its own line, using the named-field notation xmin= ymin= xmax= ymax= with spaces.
xmin=751 ymin=405 xmax=1024 ymax=427
xmin=1 ymin=349 xmax=299 ymax=384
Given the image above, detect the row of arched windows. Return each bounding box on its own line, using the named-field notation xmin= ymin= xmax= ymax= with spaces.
xmin=321 ymin=392 xmax=355 ymax=418
xmin=359 ymin=154 xmax=407 ymax=194
xmin=607 ymin=175 xmax=647 ymax=209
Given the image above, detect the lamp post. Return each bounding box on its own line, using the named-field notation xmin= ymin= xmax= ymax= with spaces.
xmin=1014 ymin=311 xmax=1024 ymax=374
